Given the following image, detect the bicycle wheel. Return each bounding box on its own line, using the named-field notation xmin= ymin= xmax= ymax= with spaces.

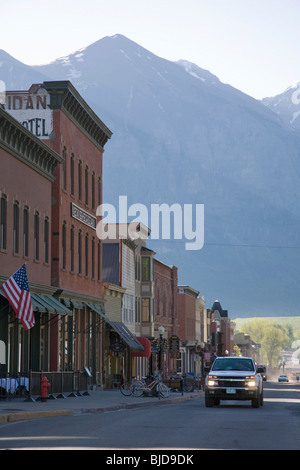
xmin=158 ymin=382 xmax=170 ymax=398
xmin=183 ymin=381 xmax=194 ymax=392
xmin=183 ymin=380 xmax=194 ymax=392
xmin=131 ymin=380 xmax=144 ymax=397
xmin=120 ymin=382 xmax=132 ymax=396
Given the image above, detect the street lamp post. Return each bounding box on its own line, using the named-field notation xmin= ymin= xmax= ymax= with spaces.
xmin=158 ymin=325 xmax=165 ymax=377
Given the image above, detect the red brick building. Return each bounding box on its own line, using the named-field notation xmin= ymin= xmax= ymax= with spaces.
xmin=177 ymin=285 xmax=199 ymax=374
xmin=154 ymin=259 xmax=178 ymax=377
xmin=0 ymin=107 xmax=63 ymax=374
xmin=4 ymin=82 xmax=112 ymax=385
xmin=211 ymin=300 xmax=235 ymax=357
xmin=41 ymin=81 xmax=112 ymax=377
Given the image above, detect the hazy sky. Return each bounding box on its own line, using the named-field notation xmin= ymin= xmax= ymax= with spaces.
xmin=1 ymin=0 xmax=300 ymax=99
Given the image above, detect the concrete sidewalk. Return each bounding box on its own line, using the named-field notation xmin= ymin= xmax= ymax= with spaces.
xmin=0 ymin=388 xmax=204 ymax=424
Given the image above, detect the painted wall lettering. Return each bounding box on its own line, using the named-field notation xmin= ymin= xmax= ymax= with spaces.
xmin=4 ymin=87 xmax=53 ymax=139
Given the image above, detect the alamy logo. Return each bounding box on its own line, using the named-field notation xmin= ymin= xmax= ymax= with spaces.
xmin=96 ymin=196 xmax=204 ymax=251
xmin=291 ymin=87 xmax=300 ymax=105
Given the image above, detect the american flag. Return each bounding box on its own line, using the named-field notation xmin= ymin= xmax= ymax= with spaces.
xmin=1 ymin=264 xmax=35 ymax=330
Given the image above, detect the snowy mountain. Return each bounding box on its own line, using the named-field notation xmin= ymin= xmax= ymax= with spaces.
xmin=262 ymin=82 xmax=300 ymax=130
xmin=2 ymin=34 xmax=300 ymax=317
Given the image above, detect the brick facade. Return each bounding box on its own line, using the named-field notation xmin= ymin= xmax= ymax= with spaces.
xmin=154 ymin=258 xmax=178 ymax=376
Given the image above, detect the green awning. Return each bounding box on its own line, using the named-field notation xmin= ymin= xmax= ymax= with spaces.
xmin=1 ymin=289 xmax=72 ymax=315
xmin=63 ymin=298 xmax=84 ymax=309
xmin=30 ymin=294 xmax=49 ymax=313
xmin=108 ymin=321 xmax=144 ymax=351
xmin=84 ymin=302 xmax=109 ymax=321
xmin=31 ymin=294 xmax=72 ymax=315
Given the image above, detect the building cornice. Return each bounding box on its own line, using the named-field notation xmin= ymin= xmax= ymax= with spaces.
xmin=0 ymin=107 xmax=63 ymax=181
xmin=42 ymin=81 xmax=112 ymax=152
xmin=177 ymin=285 xmax=199 ymax=298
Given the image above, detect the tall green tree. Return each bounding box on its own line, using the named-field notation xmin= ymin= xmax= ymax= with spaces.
xmin=240 ymin=319 xmax=290 ymax=367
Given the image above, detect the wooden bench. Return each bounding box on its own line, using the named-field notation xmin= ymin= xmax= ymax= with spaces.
xmin=163 ymin=379 xmax=183 ymax=393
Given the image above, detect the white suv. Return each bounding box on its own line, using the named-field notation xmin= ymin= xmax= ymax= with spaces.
xmin=205 ymin=356 xmax=264 ymax=408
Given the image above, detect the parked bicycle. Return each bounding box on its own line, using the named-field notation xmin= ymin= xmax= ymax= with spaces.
xmin=181 ymin=373 xmax=195 ymax=392
xmin=168 ymin=373 xmax=200 ymax=393
xmin=120 ymin=375 xmax=170 ymax=399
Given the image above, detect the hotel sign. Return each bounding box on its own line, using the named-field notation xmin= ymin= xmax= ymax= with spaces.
xmin=71 ymin=203 xmax=96 ymax=229
xmin=4 ymin=87 xmax=53 ymax=139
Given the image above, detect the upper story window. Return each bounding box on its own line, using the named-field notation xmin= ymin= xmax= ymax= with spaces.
xmin=23 ymin=206 xmax=29 ymax=257
xmin=85 ymin=166 xmax=89 ymax=205
xmin=141 ymin=257 xmax=151 ymax=281
xmin=91 ymin=172 xmax=95 ymax=210
xmin=44 ymin=217 xmax=49 ymax=264
xmin=85 ymin=232 xmax=89 ymax=276
xmin=34 ymin=211 xmax=40 ymax=260
xmin=78 ymin=160 xmax=82 ymax=201
xmin=97 ymin=177 xmax=101 ymax=207
xmin=62 ymin=221 xmax=66 ymax=269
xmin=78 ymin=229 xmax=82 ymax=274
xmin=70 ymin=225 xmax=74 ymax=272
xmin=0 ymin=195 xmax=7 ymax=250
xmin=62 ymin=147 xmax=67 ymax=191
xmin=91 ymin=236 xmax=95 ymax=279
xmin=70 ymin=154 xmax=74 ymax=196
xmin=13 ymin=201 xmax=19 ymax=254
xmin=97 ymin=240 xmax=101 ymax=281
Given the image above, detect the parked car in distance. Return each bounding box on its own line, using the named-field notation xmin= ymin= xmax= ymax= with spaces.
xmin=278 ymin=374 xmax=289 ymax=382
xmin=257 ymin=364 xmax=267 ymax=381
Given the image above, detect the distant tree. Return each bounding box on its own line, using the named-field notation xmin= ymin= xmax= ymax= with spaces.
xmin=285 ymin=324 xmax=295 ymax=345
xmin=240 ymin=318 xmax=289 ymax=367
xmin=241 ymin=319 xmax=268 ymax=345
xmin=264 ymin=324 xmax=289 ymax=368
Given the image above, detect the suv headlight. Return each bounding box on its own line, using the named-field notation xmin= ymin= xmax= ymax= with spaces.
xmin=207 ymin=375 xmax=218 ymax=386
xmin=247 ymin=381 xmax=256 ymax=387
xmin=246 ymin=376 xmax=256 ymax=387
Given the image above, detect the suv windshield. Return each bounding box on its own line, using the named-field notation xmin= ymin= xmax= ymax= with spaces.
xmin=211 ymin=358 xmax=255 ymax=371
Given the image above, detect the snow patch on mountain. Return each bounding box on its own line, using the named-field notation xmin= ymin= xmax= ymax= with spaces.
xmin=176 ymin=59 xmax=220 ymax=85
xmin=262 ymin=81 xmax=300 ymax=130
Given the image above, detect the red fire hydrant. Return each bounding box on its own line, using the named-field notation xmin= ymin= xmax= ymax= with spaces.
xmin=40 ymin=376 xmax=50 ymax=402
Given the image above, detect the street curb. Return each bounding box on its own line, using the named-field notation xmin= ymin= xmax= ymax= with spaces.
xmin=0 ymin=392 xmax=203 ymax=424
xmin=78 ymin=392 xmax=203 ymax=414
xmin=2 ymin=410 xmax=73 ymax=424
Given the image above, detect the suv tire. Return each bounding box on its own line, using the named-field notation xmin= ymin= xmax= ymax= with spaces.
xmin=205 ymin=396 xmax=215 ymax=407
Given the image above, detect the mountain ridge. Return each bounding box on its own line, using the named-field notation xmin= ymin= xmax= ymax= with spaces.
xmin=2 ymin=34 xmax=300 ymax=317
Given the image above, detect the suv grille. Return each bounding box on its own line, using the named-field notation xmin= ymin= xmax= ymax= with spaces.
xmin=218 ymin=376 xmax=246 ymax=388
